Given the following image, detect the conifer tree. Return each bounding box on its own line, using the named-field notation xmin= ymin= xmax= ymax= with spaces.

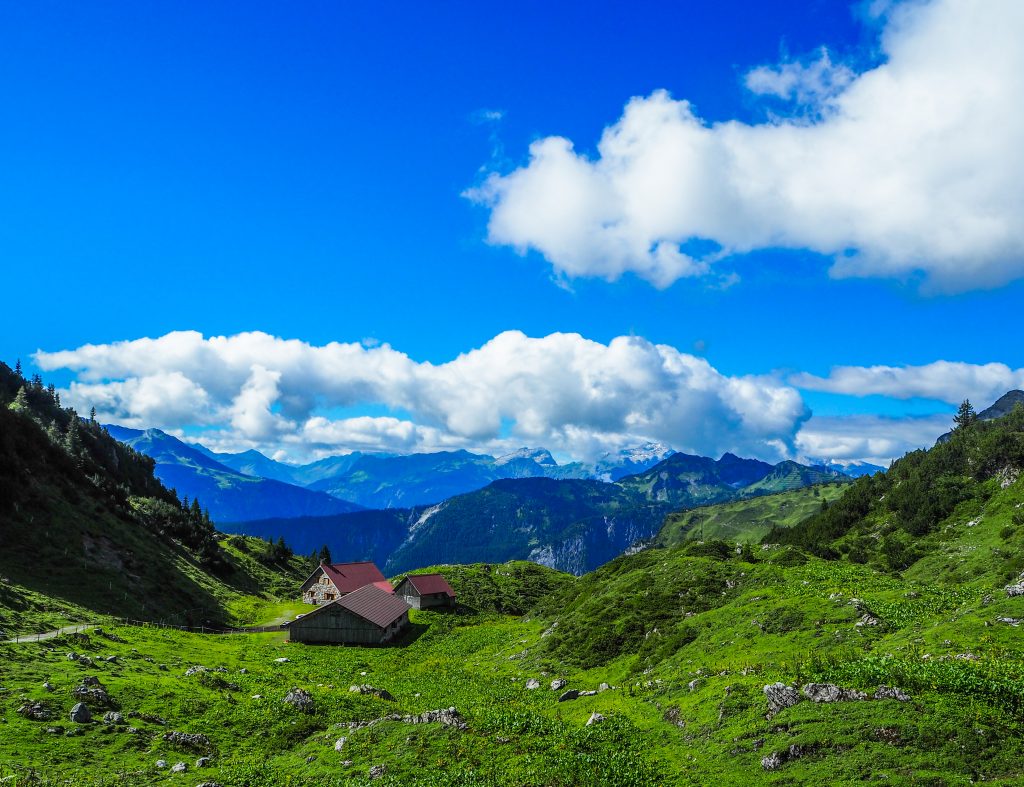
xmin=953 ymin=399 xmax=978 ymax=430
xmin=318 ymin=544 xmax=332 ymax=564
xmin=14 ymin=359 xmax=21 ymax=376
xmin=9 ymin=386 xmax=29 ymax=412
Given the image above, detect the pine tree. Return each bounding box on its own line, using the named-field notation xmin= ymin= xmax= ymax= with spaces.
xmin=90 ymin=406 xmax=97 ymax=423
xmin=318 ymin=544 xmax=332 ymax=564
xmin=953 ymin=399 xmax=978 ymax=430
xmin=9 ymin=386 xmax=29 ymax=412
xmin=14 ymin=359 xmax=22 ymax=376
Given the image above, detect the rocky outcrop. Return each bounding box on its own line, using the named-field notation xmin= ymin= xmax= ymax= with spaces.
xmin=344 ymin=707 xmax=467 ymax=732
xmin=69 ymin=703 xmax=92 ymax=723
xmin=762 ymin=744 xmax=811 ymax=771
xmin=763 ymin=683 xmax=801 ymax=715
xmin=348 ymin=685 xmax=395 ymax=701
xmin=73 ymin=677 xmax=115 ymax=708
xmin=802 ymin=683 xmax=867 ymax=703
xmin=764 ymin=682 xmax=910 ymax=715
xmin=284 ymin=688 xmax=316 ymax=714
xmin=162 ymin=731 xmax=212 ymax=751
xmin=18 ymin=702 xmax=51 ymax=721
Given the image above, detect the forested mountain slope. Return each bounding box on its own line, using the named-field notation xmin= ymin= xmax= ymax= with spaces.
xmin=0 ymin=362 xmax=306 ymax=635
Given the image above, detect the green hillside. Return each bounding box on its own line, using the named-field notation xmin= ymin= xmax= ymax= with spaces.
xmin=0 ymin=362 xmax=307 ymax=636
xmin=656 ymin=482 xmax=850 ymax=546
xmin=5 ymin=362 xmax=1024 ymax=784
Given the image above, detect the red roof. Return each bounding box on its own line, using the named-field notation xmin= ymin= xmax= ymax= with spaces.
xmin=403 ymin=573 xmax=456 ymax=598
xmin=321 ymin=562 xmax=388 ymax=594
xmin=337 ymin=584 xmax=411 ymax=628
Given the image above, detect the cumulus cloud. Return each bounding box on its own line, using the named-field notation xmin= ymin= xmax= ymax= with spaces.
xmin=796 ymin=413 xmax=952 ymax=466
xmin=468 ymin=0 xmax=1024 ymax=292
xmin=35 ymin=329 xmax=809 ymax=462
xmin=792 ymin=361 xmax=1024 ymax=404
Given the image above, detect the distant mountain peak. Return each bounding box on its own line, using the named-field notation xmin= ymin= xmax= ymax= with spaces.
xmin=495 ymin=447 xmax=557 ymax=467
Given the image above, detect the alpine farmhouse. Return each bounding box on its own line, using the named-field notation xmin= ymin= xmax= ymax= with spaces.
xmin=284 ymin=584 xmax=411 ymax=645
xmin=300 ymin=561 xmax=393 ymax=605
xmin=395 ymin=573 xmax=457 ymax=609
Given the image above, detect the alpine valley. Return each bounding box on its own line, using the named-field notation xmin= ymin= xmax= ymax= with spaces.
xmin=102 ymin=423 xmax=848 ymax=574
xmin=6 ymin=354 xmax=1024 ymax=786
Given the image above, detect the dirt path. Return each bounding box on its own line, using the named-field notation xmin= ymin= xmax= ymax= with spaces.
xmin=4 ymin=623 xmax=97 ymax=644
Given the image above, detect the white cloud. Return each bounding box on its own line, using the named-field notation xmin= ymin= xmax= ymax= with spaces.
xmin=796 ymin=413 xmax=951 ymax=466
xmin=745 ymin=48 xmax=855 ymax=106
xmin=468 ymin=0 xmax=1024 ymax=292
xmin=35 ymin=329 xmax=809 ymax=463
xmin=792 ymin=361 xmax=1024 ymax=404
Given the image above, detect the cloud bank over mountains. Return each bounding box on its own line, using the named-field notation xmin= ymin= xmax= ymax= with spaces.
xmin=469 ymin=0 xmax=1024 ymax=292
xmin=37 ymin=330 xmax=1007 ymax=466
xmin=35 ymin=330 xmax=809 ymax=463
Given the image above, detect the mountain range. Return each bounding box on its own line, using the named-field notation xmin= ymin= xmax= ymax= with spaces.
xmin=220 ymin=452 xmax=848 ymax=574
xmin=109 ymin=428 xmax=682 ymax=517
xmin=104 ymin=426 xmax=363 ymax=522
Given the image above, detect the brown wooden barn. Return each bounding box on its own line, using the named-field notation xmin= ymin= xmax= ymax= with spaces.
xmin=394 ymin=573 xmax=456 ymax=609
xmin=300 ymin=561 xmax=393 ymax=605
xmin=284 ymin=584 xmax=411 ymax=645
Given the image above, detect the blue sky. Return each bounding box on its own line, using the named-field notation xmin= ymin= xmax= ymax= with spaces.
xmin=4 ymin=1 xmax=1024 ymax=465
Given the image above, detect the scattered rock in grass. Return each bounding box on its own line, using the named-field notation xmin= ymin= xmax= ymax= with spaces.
xmin=801 ymin=683 xmax=867 ymax=703
xmin=761 ymin=744 xmax=808 ymax=771
xmin=155 ymin=760 xmax=168 ymax=769
xmin=550 ymin=679 xmax=567 ymax=691
xmin=45 ymin=726 xmax=64 ymax=735
xmin=578 ymin=690 xmax=598 ymax=697
xmin=42 ymin=682 xmax=54 ymax=692
xmin=129 ymin=711 xmax=167 ymax=725
xmin=69 ymin=703 xmax=92 ymax=724
xmin=586 ymin=712 xmax=605 ymax=726
xmin=541 ymin=622 xmax=558 ymax=638
xmin=855 ymin=613 xmax=881 ymax=627
xmin=170 ymin=762 xmax=187 ymax=773
xmin=663 ymin=706 xmax=685 ymax=729
xmin=598 ymin=683 xmax=611 ymax=692
xmin=348 ymin=685 xmax=395 ymax=701
xmin=557 ymin=689 xmax=580 ymax=702
xmin=369 ymin=764 xmax=386 ymax=779
xmin=162 ymin=731 xmax=212 ymax=751
xmin=873 ymin=686 xmax=911 ymax=701
xmin=102 ymin=711 xmax=124 ymax=725
xmin=284 ymin=688 xmax=316 ymax=713
xmin=525 ymin=679 xmax=540 ymax=690
xmin=763 ymin=683 xmax=802 ymax=715
xmin=1005 ymin=583 xmax=1024 ymax=598
xmin=344 ymin=707 xmax=467 ymax=732
xmin=761 ymin=751 xmax=785 ymax=771
xmin=273 ymin=657 xmax=290 ymax=663
xmin=688 ymin=679 xmax=702 ymax=692
xmin=875 ymin=726 xmax=902 ymax=745
xmin=195 ymin=757 xmax=211 ymax=768
xmin=17 ymin=702 xmax=51 ymax=721
xmin=185 ymin=666 xmax=208 ymax=677
xmin=334 ymin=737 xmax=347 ymax=752
xmin=73 ymin=677 xmax=115 ymax=708
xmin=195 ymin=783 xmax=223 ymax=787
